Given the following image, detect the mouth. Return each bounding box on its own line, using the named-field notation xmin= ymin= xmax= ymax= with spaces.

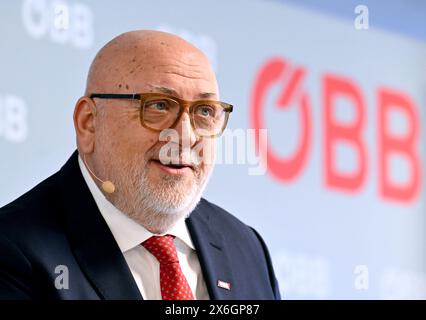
xmin=150 ymin=159 xmax=194 ymax=175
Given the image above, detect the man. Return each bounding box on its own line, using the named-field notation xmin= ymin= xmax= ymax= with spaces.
xmin=0 ymin=30 xmax=281 ymax=300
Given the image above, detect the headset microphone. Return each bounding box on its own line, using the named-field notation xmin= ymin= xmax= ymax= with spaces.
xmin=82 ymin=154 xmax=116 ymax=194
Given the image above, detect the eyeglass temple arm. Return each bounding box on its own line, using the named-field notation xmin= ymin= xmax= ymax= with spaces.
xmin=90 ymin=93 xmax=141 ymax=100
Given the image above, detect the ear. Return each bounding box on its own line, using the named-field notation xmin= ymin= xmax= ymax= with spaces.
xmin=73 ymin=96 xmax=97 ymax=154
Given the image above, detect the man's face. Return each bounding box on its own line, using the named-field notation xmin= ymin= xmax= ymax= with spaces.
xmin=91 ymin=40 xmax=218 ymax=232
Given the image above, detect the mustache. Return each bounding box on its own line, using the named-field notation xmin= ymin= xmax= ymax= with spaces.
xmin=145 ymin=142 xmax=204 ymax=169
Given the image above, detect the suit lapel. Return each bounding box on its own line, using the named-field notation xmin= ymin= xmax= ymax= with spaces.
xmin=186 ymin=201 xmax=236 ymax=300
xmin=58 ymin=151 xmax=142 ymax=300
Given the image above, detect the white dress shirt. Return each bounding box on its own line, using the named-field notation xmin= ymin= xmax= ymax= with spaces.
xmin=78 ymin=156 xmax=210 ymax=300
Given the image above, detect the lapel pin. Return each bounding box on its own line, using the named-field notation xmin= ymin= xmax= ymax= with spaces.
xmin=217 ymin=280 xmax=231 ymax=290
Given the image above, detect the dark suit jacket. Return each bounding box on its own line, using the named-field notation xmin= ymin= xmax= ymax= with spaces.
xmin=0 ymin=151 xmax=281 ymax=300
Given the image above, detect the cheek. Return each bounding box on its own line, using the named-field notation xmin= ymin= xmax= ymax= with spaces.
xmin=126 ymin=132 xmax=159 ymax=161
xmin=200 ymin=139 xmax=217 ymax=169
xmin=99 ymin=117 xmax=159 ymax=160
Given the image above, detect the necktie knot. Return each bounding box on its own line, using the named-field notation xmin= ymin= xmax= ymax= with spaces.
xmin=142 ymin=234 xmax=179 ymax=264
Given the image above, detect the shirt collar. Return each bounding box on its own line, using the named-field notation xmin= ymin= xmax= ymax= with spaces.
xmin=78 ymin=155 xmax=195 ymax=253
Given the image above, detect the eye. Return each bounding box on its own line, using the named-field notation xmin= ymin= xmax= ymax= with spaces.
xmin=146 ymin=100 xmax=169 ymax=111
xmin=196 ymin=105 xmax=215 ymax=117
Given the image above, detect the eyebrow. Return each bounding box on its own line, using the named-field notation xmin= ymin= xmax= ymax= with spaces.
xmin=150 ymin=85 xmax=217 ymax=100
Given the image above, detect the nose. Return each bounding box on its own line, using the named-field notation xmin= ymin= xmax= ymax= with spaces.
xmin=173 ymin=111 xmax=198 ymax=148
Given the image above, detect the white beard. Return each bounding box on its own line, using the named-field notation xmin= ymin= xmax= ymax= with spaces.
xmin=105 ymin=153 xmax=213 ymax=234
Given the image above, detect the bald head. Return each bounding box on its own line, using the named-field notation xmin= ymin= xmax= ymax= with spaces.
xmin=85 ymin=30 xmax=218 ymax=97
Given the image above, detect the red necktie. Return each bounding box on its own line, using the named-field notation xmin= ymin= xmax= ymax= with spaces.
xmin=142 ymin=234 xmax=194 ymax=300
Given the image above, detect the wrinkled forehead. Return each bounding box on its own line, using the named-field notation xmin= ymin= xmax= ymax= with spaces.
xmin=132 ymin=46 xmax=216 ymax=81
